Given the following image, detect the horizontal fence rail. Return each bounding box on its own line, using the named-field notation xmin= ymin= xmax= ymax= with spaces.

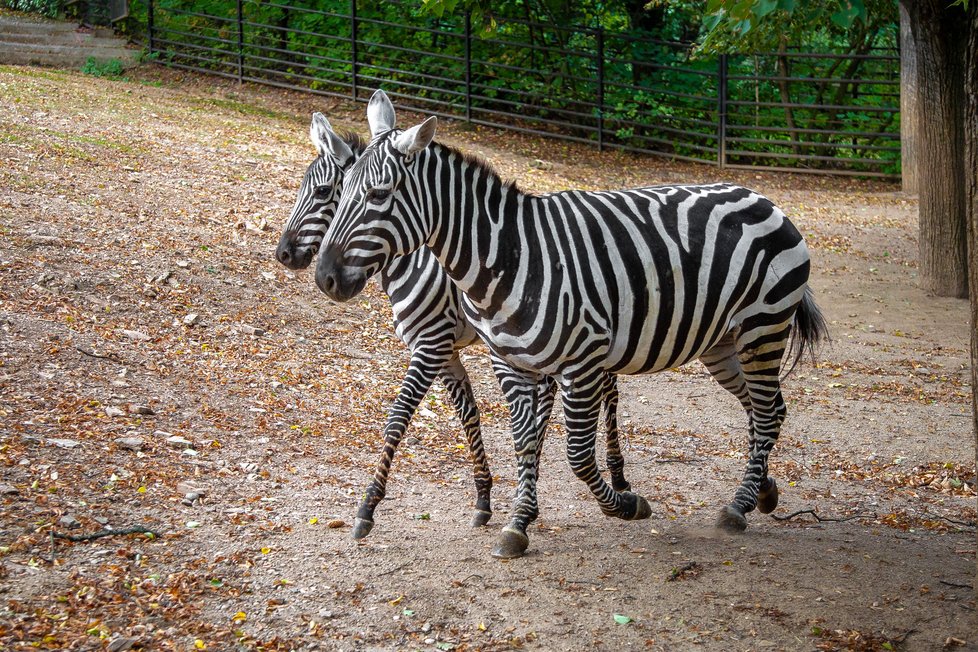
xmin=139 ymin=0 xmax=901 ymax=178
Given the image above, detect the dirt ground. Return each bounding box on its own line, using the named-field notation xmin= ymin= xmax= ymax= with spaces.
xmin=0 ymin=63 xmax=975 ymax=652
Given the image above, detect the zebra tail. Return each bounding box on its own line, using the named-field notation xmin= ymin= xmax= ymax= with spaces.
xmin=782 ymin=287 xmax=830 ymax=379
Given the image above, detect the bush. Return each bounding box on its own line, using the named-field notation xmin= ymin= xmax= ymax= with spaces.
xmin=1 ymin=0 xmax=60 ymax=18
xmin=81 ymin=57 xmax=126 ymax=78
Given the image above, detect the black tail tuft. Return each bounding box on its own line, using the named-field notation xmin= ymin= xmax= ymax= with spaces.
xmin=782 ymin=288 xmax=830 ymax=379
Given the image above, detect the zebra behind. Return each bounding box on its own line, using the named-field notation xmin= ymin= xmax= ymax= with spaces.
xmin=277 ymin=112 xmax=631 ymax=540
xmin=316 ymin=90 xmax=829 ymax=558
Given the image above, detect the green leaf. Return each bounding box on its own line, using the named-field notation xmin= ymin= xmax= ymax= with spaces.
xmin=613 ymin=614 xmax=633 ymax=625
xmin=753 ymin=0 xmax=779 ymax=18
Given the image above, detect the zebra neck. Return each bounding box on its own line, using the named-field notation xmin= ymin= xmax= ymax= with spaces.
xmin=417 ymin=143 xmax=531 ymax=314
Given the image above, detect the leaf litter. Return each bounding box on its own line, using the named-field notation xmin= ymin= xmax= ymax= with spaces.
xmin=0 ymin=63 xmax=974 ymax=651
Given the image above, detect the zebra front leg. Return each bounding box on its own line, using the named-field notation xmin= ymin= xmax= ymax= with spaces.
xmin=489 ymin=360 xmax=545 ymax=559
xmin=532 ymin=376 xmax=558 ymax=478
xmin=600 ymin=374 xmax=630 ymax=492
xmin=438 ymin=354 xmax=493 ymax=528
xmin=563 ymin=374 xmax=651 ymax=522
xmin=353 ymin=353 xmax=440 ymax=540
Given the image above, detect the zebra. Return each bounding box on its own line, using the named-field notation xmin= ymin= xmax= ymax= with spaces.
xmin=276 ymin=112 xmax=631 ymax=540
xmin=315 ymin=90 xmax=829 ymax=558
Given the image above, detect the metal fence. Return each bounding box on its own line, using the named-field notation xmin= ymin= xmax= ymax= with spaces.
xmin=139 ymin=0 xmax=901 ymax=178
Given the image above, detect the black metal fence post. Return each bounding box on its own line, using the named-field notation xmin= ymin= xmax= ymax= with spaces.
xmin=236 ymin=0 xmax=244 ymax=83
xmin=464 ymin=10 xmax=472 ymax=123
xmin=718 ymin=53 xmax=728 ymax=168
xmin=350 ymin=0 xmax=358 ymax=101
xmin=146 ymin=0 xmax=154 ymax=54
xmin=596 ymin=27 xmax=604 ymax=152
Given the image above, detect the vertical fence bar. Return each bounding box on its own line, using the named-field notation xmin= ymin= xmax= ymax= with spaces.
xmin=236 ymin=0 xmax=244 ymax=83
xmin=146 ymin=0 xmax=154 ymax=55
xmin=717 ymin=53 xmax=728 ymax=168
xmin=596 ymin=27 xmax=604 ymax=152
xmin=464 ymin=11 xmax=472 ymax=122
xmin=350 ymin=0 xmax=358 ymax=101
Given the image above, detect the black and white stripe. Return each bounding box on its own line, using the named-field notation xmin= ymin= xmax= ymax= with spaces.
xmin=279 ymin=113 xmax=630 ymax=540
xmin=317 ymin=90 xmax=828 ymax=558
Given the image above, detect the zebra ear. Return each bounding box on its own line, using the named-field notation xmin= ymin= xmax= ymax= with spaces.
xmin=392 ymin=116 xmax=437 ymax=156
xmin=309 ymin=112 xmax=353 ymax=165
xmin=367 ymin=89 xmax=396 ymax=137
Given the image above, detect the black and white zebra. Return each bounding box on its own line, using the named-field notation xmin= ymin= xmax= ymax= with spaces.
xmin=276 ymin=113 xmax=631 ymax=540
xmin=315 ymin=90 xmax=829 ymax=558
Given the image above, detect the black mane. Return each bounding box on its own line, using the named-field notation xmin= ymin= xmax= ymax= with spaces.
xmin=341 ymin=130 xmax=368 ymax=154
xmin=432 ymin=140 xmax=522 ymax=194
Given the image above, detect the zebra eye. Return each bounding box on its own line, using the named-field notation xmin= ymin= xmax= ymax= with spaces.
xmin=366 ymin=188 xmax=391 ymax=204
xmin=313 ymin=185 xmax=332 ymax=198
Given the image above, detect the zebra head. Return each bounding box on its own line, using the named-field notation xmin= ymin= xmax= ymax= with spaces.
xmin=316 ymin=90 xmax=437 ymax=302
xmin=275 ymin=112 xmax=357 ymax=270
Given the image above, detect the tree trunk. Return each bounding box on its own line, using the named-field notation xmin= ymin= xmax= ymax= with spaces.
xmin=907 ymin=0 xmax=969 ymax=298
xmin=898 ymin=1 xmax=918 ymax=194
xmin=963 ymin=0 xmax=978 ymax=595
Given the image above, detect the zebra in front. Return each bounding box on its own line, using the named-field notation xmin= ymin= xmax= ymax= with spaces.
xmin=277 ymin=112 xmax=631 ymax=540
xmin=315 ymin=90 xmax=829 ymax=558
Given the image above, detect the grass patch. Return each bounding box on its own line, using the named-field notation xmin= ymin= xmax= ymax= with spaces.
xmin=81 ymin=57 xmax=126 ymax=79
xmin=190 ymin=96 xmax=293 ymax=122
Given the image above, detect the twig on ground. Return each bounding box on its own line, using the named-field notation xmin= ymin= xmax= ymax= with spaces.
xmin=53 ymin=526 xmax=161 ymax=542
xmin=770 ymin=508 xmax=869 ymax=523
xmin=74 ymin=345 xmax=121 ymax=362
xmin=939 ymin=580 xmax=972 ymax=589
xmin=927 ymin=514 xmax=976 ymax=530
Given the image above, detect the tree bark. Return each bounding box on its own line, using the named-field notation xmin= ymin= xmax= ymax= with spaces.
xmin=907 ymin=0 xmax=969 ymax=298
xmin=963 ymin=0 xmax=978 ymax=595
xmin=898 ymin=1 xmax=918 ymax=193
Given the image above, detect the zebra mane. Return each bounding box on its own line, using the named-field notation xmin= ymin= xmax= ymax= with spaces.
xmin=340 ymin=130 xmax=368 ymax=155
xmin=431 ymin=140 xmax=522 ymax=194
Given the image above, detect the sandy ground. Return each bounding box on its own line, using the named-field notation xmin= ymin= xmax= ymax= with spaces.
xmin=0 ymin=64 xmax=975 ymax=651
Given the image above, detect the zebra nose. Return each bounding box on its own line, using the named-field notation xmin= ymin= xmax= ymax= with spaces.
xmin=315 ymin=266 xmax=339 ymax=296
xmin=276 ymin=245 xmax=292 ymax=266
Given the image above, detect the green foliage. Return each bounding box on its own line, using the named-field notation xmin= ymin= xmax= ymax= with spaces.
xmin=128 ymin=0 xmax=901 ymax=175
xmin=0 ymin=0 xmax=59 ymax=17
xmin=81 ymin=57 xmax=126 ymax=79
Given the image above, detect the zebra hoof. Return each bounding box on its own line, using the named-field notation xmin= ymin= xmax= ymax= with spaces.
xmin=352 ymin=518 xmax=375 ymax=540
xmin=618 ymin=492 xmax=652 ymax=520
xmin=490 ymin=526 xmax=529 ymax=559
xmin=716 ymin=506 xmax=748 ymax=533
xmin=471 ymin=509 xmax=492 ymax=528
xmin=757 ymin=477 xmax=779 ymax=514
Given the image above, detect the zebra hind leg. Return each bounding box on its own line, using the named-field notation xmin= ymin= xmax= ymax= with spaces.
xmin=353 ymin=353 xmax=441 ymax=540
xmin=699 ymin=333 xmax=781 ymax=520
xmin=438 ymin=354 xmax=493 ymax=528
xmin=562 ymin=373 xmax=651 ymax=522
xmin=601 ymin=375 xmax=631 ymax=492
xmin=715 ymin=326 xmax=790 ymax=533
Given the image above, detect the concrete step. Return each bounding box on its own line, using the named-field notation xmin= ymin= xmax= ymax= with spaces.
xmin=0 ymin=31 xmax=128 ymax=46
xmin=0 ymin=40 xmax=137 ymax=67
xmin=0 ymin=14 xmax=136 ymax=68
xmin=0 ymin=15 xmax=81 ymax=35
